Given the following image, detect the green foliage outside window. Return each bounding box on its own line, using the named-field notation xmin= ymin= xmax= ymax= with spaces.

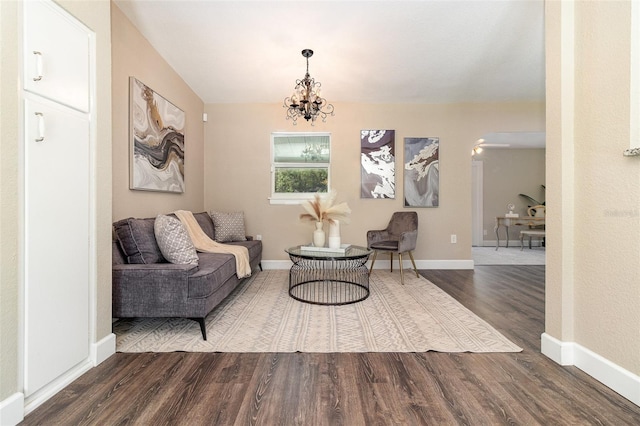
xmin=271 ymin=132 xmax=330 ymax=198
xmin=275 ymin=168 xmax=328 ymax=193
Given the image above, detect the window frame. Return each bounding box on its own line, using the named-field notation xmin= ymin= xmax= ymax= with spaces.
xmin=269 ymin=132 xmax=331 ymax=204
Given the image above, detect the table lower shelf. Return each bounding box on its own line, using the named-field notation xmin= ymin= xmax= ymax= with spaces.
xmin=288 ymin=260 xmax=370 ymax=305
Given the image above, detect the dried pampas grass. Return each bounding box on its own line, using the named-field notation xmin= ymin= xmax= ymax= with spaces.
xmin=300 ymin=189 xmax=351 ymax=225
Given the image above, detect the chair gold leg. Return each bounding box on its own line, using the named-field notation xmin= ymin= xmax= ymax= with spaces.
xmin=369 ymin=250 xmax=378 ymax=276
xmin=389 ymin=253 xmax=393 ymax=273
xmin=398 ymin=253 xmax=405 ymax=285
xmin=408 ymin=251 xmax=419 ymax=278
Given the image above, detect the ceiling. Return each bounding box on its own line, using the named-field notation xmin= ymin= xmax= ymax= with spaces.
xmin=113 ymin=0 xmax=545 ymax=147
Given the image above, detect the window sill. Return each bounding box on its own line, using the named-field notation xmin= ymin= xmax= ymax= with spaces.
xmin=268 ymin=198 xmax=305 ymax=205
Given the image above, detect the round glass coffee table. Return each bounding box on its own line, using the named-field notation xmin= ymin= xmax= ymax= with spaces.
xmin=285 ymin=245 xmax=372 ymax=305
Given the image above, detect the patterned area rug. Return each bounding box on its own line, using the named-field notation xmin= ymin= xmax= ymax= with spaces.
xmin=114 ymin=270 xmax=522 ymax=353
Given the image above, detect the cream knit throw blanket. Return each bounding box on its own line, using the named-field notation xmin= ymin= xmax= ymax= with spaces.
xmin=174 ymin=210 xmax=252 ymax=278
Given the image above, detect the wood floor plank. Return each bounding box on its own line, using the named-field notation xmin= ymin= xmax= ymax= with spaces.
xmin=99 ymin=353 xmax=191 ymax=425
xmin=20 ymin=266 xmax=640 ymax=425
xmin=271 ymin=353 xmax=318 ymax=425
xmin=142 ymin=353 xmax=231 ymax=425
xmin=321 ymin=352 xmax=366 ymax=425
xmin=181 ymin=353 xmax=260 ymax=425
xmin=233 ymin=352 xmax=302 ymax=425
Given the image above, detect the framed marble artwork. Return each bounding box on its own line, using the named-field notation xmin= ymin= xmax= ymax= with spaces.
xmin=404 ymin=137 xmax=439 ymax=207
xmin=129 ymin=77 xmax=186 ymax=192
xmin=360 ymin=130 xmax=395 ymax=198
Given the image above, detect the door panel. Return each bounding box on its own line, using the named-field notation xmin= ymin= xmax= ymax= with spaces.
xmin=23 ymin=0 xmax=90 ymax=112
xmin=24 ymin=97 xmax=90 ymax=396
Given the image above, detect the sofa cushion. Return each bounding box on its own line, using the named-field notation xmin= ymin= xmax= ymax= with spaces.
xmin=227 ymin=240 xmax=262 ymax=263
xmin=188 ymin=252 xmax=237 ymax=299
xmin=154 ymin=215 xmax=199 ymax=265
xmin=112 ymin=240 xmax=126 ymax=265
xmin=113 ymin=217 xmax=165 ymax=264
xmin=193 ymin=212 xmax=215 ymax=240
xmin=210 ymin=211 xmax=247 ymax=242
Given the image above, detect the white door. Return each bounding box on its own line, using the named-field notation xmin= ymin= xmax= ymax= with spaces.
xmin=23 ymin=0 xmax=92 ymax=397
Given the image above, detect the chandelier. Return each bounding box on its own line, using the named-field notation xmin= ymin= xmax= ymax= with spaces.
xmin=284 ymin=49 xmax=334 ymax=124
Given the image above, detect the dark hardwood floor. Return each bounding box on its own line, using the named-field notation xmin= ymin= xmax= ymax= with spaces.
xmin=21 ymin=266 xmax=640 ymax=425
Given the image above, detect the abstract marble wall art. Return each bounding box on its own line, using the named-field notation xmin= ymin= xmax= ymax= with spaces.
xmin=130 ymin=77 xmax=185 ymax=193
xmin=360 ymin=130 xmax=395 ymax=199
xmin=404 ymin=137 xmax=439 ymax=207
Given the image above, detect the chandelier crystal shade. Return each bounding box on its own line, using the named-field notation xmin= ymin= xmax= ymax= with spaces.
xmin=284 ymin=49 xmax=335 ymax=124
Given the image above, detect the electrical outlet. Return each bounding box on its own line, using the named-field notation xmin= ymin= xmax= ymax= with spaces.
xmin=256 ymin=234 xmax=262 ymax=240
xmin=450 ymin=234 xmax=457 ymax=244
xmin=483 ymin=229 xmax=488 ymax=236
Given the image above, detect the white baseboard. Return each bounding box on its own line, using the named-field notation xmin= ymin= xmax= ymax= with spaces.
xmin=261 ymin=258 xmax=474 ymax=271
xmin=541 ymin=333 xmax=640 ymax=406
xmin=541 ymin=332 xmax=574 ymax=365
xmin=0 ymin=392 xmax=24 ymax=426
xmin=261 ymin=260 xmax=292 ymax=270
xmin=91 ymin=333 xmax=116 ymax=366
xmin=413 ymin=259 xmax=474 ymax=269
xmin=1 ymin=334 xmax=115 ymax=425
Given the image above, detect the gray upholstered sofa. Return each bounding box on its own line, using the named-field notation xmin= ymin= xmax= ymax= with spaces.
xmin=112 ymin=212 xmax=262 ymax=340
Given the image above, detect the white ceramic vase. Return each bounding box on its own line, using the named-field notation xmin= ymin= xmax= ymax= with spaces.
xmin=313 ymin=221 xmax=325 ymax=247
xmin=328 ymin=220 xmax=341 ymax=249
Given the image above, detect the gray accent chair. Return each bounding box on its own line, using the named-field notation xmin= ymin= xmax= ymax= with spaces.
xmin=367 ymin=211 xmax=419 ymax=285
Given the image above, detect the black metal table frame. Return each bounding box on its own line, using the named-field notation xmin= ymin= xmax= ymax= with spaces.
xmin=286 ymin=246 xmax=372 ymax=306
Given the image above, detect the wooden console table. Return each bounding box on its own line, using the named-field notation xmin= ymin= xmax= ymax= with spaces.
xmin=494 ymin=216 xmax=545 ymax=250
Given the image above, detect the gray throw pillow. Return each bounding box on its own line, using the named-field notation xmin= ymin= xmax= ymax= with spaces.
xmin=113 ymin=217 xmax=165 ymax=264
xmin=210 ymin=211 xmax=247 ymax=242
xmin=154 ymin=215 xmax=199 ymax=265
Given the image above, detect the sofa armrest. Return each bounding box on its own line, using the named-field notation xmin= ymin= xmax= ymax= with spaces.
xmin=112 ymin=262 xmax=198 ymax=286
xmin=112 ymin=263 xmax=199 ymax=318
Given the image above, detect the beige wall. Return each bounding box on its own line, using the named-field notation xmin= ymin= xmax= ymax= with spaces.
xmin=546 ymin=0 xmax=640 ymax=375
xmin=0 ymin=0 xmax=113 ymax=402
xmin=204 ymin=102 xmax=544 ymax=263
xmin=0 ymin=0 xmax=21 ymax=402
xmin=478 ymin=149 xmax=546 ymax=244
xmin=111 ymin=4 xmax=205 ymax=221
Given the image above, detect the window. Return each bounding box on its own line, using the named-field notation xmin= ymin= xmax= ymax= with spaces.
xmin=270 ymin=132 xmax=331 ymax=203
